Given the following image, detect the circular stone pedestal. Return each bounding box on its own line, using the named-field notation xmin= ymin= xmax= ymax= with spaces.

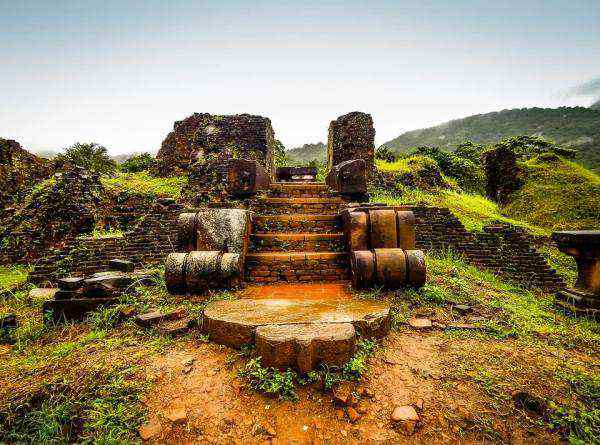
xmin=202 ymin=298 xmax=391 ymax=371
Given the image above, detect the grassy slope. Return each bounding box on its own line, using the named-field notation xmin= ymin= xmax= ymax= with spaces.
xmin=505 ymin=157 xmax=600 ymax=231
xmin=101 ymin=172 xmax=187 ymax=199
xmin=373 ymin=155 xmax=599 ymax=235
xmin=381 ymin=107 xmax=600 ymax=172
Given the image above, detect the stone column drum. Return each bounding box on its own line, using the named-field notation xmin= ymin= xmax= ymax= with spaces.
xmin=552 ymin=230 xmax=600 ymax=314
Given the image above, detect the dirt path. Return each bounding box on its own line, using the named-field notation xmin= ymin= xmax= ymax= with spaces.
xmin=141 ymin=329 xmax=557 ymax=444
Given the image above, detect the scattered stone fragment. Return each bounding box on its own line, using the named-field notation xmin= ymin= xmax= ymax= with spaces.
xmin=252 ymin=422 xmax=276 ymax=437
xmin=118 ymin=305 xmax=137 ymax=320
xmin=453 ymin=304 xmax=471 ymax=314
xmin=332 ymin=382 xmax=357 ymax=406
xmin=28 ymin=287 xmax=57 ymax=302
xmin=57 ymin=277 xmax=85 ymax=290
xmin=346 ymin=406 xmax=361 ymax=423
xmin=0 ymin=313 xmax=17 ymax=331
xmin=157 ymin=318 xmax=193 ymax=336
xmin=408 ymin=318 xmax=432 ymax=329
xmin=43 ymin=297 xmax=119 ymax=322
xmin=356 ymin=400 xmax=369 ymax=414
xmin=139 ymin=417 xmax=162 ymax=440
xmin=391 ymin=405 xmax=420 ymax=435
xmin=135 ymin=308 xmax=188 ymax=328
xmin=415 ymin=398 xmax=424 ymax=410
xmin=166 ymin=408 xmax=187 ymax=424
xmin=109 ymin=259 xmax=135 ymax=272
xmin=359 ymin=386 xmax=374 ymax=399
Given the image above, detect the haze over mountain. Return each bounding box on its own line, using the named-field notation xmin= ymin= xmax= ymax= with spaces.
xmin=285 ymin=142 xmax=327 ymax=165
xmin=381 ymin=107 xmax=600 ymax=172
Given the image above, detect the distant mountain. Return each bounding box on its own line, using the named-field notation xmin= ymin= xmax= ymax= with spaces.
xmin=591 ymin=99 xmax=600 ymax=110
xmin=381 ymin=107 xmax=600 ymax=172
xmin=285 ymin=142 xmax=327 ymax=165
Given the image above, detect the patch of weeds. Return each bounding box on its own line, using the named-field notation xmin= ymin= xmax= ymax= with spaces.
xmin=238 ymin=357 xmax=299 ymax=401
xmin=238 ymin=339 xmax=379 ymax=401
xmin=1 ymin=366 xmax=148 ymax=444
xmin=0 ymin=264 xmax=31 ymax=290
xmin=548 ymin=368 xmax=600 ymax=444
xmin=342 ymin=338 xmax=377 ymax=380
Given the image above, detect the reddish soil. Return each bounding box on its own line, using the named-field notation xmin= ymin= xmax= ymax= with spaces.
xmin=141 ymin=329 xmax=557 ymax=444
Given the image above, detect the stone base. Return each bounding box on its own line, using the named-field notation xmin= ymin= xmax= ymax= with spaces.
xmin=201 ymin=298 xmax=390 ymax=372
xmin=43 ymin=297 xmax=119 ymax=322
xmin=555 ymin=288 xmax=600 ymax=317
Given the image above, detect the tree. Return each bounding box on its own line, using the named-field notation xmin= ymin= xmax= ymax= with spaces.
xmin=120 ymin=153 xmax=155 ymax=173
xmin=274 ymin=140 xmax=287 ymax=167
xmin=54 ymin=142 xmax=116 ymax=174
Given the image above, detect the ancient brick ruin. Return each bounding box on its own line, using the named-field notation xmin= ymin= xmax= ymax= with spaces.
xmin=483 ymin=145 xmax=523 ymax=204
xmin=154 ymin=113 xmax=275 ymax=177
xmin=0 ymin=138 xmax=53 ymax=208
xmin=8 ymin=111 xmax=571 ymax=357
xmin=552 ymin=230 xmax=600 ymax=315
xmin=327 ymin=112 xmax=375 ymax=179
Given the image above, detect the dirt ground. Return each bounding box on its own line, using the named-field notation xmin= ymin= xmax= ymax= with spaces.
xmin=141 ymin=329 xmax=559 ymax=444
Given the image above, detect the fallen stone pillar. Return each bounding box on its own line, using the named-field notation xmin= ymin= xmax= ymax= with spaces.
xmin=552 ymin=230 xmax=600 ymax=315
xmin=165 ymin=251 xmax=242 ymax=294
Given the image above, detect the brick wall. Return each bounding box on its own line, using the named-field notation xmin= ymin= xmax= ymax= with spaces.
xmin=411 ymin=206 xmax=564 ymax=292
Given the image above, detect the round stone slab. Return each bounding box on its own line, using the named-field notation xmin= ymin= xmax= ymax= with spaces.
xmin=202 ymin=298 xmax=391 ymax=348
xmin=255 ymin=323 xmax=356 ymax=373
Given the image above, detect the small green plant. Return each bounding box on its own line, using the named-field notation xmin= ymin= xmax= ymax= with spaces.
xmin=238 ymin=357 xmax=298 ymax=401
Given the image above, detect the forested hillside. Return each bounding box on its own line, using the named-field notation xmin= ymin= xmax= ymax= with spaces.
xmin=381 ymin=107 xmax=600 ymax=172
xmin=285 ymin=142 xmax=327 ymax=165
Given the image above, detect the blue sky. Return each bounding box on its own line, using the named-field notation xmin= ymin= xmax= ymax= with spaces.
xmin=1 ymin=0 xmax=599 ymax=154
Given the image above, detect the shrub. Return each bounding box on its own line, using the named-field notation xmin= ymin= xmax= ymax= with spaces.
xmin=119 ymin=153 xmax=154 ymax=173
xmin=54 ymin=143 xmax=116 ymax=174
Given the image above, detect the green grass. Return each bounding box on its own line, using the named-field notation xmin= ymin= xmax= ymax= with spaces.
xmin=504 ymin=157 xmax=600 ymax=231
xmin=102 ymin=171 xmax=187 ymax=199
xmin=0 ymin=264 xmax=31 ymax=291
xmin=402 ymin=250 xmax=599 ymax=351
xmin=373 ymin=188 xmax=546 ymax=234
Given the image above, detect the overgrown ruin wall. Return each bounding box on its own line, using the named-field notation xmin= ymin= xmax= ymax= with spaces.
xmin=28 ymin=201 xmax=182 ymax=285
xmin=0 ymin=138 xmax=53 ymax=208
xmin=411 ymin=206 xmax=564 ymax=291
xmin=153 ymin=113 xmax=276 ymax=177
xmin=482 ymin=146 xmax=523 ymax=205
xmin=327 ymin=112 xmax=375 ymax=178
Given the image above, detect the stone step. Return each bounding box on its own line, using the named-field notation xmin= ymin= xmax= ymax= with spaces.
xmin=252 ymin=197 xmax=346 ymax=215
xmin=250 ymin=233 xmax=346 ymax=253
xmin=245 ymin=252 xmax=350 ymax=283
xmin=252 ymin=214 xmax=342 ymax=233
xmin=269 ymin=182 xmax=334 ymax=198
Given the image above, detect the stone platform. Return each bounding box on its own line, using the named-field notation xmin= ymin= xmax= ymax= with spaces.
xmin=202 ymin=297 xmax=390 ymax=372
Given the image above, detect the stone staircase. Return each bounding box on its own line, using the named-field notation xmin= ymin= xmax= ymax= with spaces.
xmin=245 ymin=182 xmax=351 ymax=284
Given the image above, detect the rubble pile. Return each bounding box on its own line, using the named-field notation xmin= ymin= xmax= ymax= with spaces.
xmin=0 ymin=166 xmax=109 ymax=262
